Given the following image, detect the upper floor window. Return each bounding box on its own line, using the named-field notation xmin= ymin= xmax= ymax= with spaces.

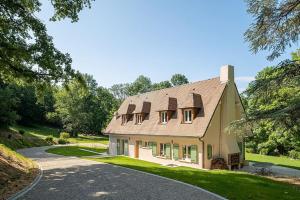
xmin=121 ymin=115 xmax=127 ymax=125
xmin=161 ymin=111 xmax=168 ymax=124
xmin=136 ymin=114 xmax=143 ymax=124
xmin=183 ymin=109 xmax=192 ymax=123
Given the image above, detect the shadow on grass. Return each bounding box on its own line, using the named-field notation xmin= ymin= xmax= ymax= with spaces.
xmin=247 ymin=159 xmax=300 ymax=171
xmin=89 ymin=157 xmax=300 ymax=200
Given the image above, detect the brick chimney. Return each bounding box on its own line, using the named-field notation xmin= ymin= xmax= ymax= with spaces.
xmin=220 ymin=65 xmax=234 ymax=84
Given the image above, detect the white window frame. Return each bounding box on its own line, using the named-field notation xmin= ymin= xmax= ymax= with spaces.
xmin=183 ymin=109 xmax=192 ymax=123
xmin=136 ymin=114 xmax=143 ymax=124
xmin=161 ymin=111 xmax=168 ymax=124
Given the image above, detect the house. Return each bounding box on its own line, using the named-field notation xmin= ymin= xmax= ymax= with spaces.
xmin=104 ymin=65 xmax=245 ymax=169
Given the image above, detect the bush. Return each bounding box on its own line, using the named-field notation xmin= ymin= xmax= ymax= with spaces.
xmin=259 ymin=148 xmax=269 ymax=155
xmin=18 ymin=129 xmax=25 ymax=135
xmin=60 ymin=132 xmax=70 ymax=139
xmin=45 ymin=136 xmax=54 ymax=144
xmin=57 ymin=138 xmax=69 ymax=144
xmin=288 ymin=150 xmax=300 ymax=159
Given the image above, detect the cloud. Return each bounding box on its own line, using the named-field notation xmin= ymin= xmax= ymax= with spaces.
xmin=235 ymin=76 xmax=255 ymax=82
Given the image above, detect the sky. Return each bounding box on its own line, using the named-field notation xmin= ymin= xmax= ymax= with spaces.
xmin=38 ymin=0 xmax=296 ymax=92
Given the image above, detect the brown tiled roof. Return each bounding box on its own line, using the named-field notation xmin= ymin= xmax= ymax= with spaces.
xmin=133 ymin=101 xmax=151 ymax=114
xmin=178 ymin=93 xmax=202 ymax=108
xmin=157 ymin=97 xmax=177 ymax=111
xmin=104 ymin=77 xmax=226 ymax=137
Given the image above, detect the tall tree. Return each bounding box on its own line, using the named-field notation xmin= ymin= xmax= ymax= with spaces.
xmin=109 ymin=83 xmax=130 ymax=102
xmin=245 ymin=0 xmax=300 ymax=60
xmin=127 ymin=75 xmax=152 ymax=96
xmin=0 ymin=0 xmax=93 ymax=84
xmin=170 ymin=74 xmax=189 ymax=86
xmin=54 ymin=74 xmax=117 ymax=135
xmin=152 ymin=81 xmax=172 ymax=91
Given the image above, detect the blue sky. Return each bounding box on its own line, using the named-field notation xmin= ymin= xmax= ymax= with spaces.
xmin=39 ymin=0 xmax=296 ymax=91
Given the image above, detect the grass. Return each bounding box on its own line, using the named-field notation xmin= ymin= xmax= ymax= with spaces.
xmin=46 ymin=146 xmax=107 ymax=157
xmin=246 ymin=153 xmax=300 ymax=171
xmin=10 ymin=124 xmax=109 ymax=145
xmin=86 ymin=156 xmax=300 ymax=200
xmin=0 ymin=128 xmax=48 ymax=150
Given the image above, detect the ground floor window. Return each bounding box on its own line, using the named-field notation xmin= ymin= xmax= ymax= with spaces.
xmin=182 ymin=145 xmax=198 ymax=163
xmin=207 ymin=144 xmax=212 ymax=160
xmin=117 ymin=139 xmax=129 ymax=156
xmin=149 ymin=142 xmax=157 ymax=156
xmin=173 ymin=144 xmax=179 ymax=160
xmin=160 ymin=143 xmax=171 ymax=159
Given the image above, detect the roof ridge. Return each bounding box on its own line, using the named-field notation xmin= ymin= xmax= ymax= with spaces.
xmin=129 ymin=76 xmax=221 ymax=98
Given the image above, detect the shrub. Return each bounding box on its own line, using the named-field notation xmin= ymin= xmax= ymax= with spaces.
xmin=57 ymin=138 xmax=69 ymax=144
xmin=45 ymin=136 xmax=54 ymax=144
xmin=288 ymin=150 xmax=300 ymax=159
xmin=18 ymin=129 xmax=25 ymax=135
xmin=60 ymin=132 xmax=70 ymax=139
xmin=259 ymin=148 xmax=269 ymax=155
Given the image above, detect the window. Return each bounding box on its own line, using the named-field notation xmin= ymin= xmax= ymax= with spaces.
xmin=207 ymin=144 xmax=212 ymax=160
xmin=149 ymin=142 xmax=157 ymax=156
xmin=173 ymin=144 xmax=179 ymax=161
xmin=160 ymin=143 xmax=171 ymax=158
xmin=117 ymin=139 xmax=129 ymax=156
xmin=182 ymin=145 xmax=198 ymax=163
xmin=183 ymin=109 xmax=192 ymax=123
xmin=121 ymin=115 xmax=127 ymax=125
xmin=143 ymin=141 xmax=149 ymax=148
xmin=136 ymin=114 xmax=143 ymax=124
xmin=160 ymin=111 xmax=168 ymax=124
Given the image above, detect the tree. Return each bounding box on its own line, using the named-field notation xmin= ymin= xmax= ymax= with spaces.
xmin=0 ymin=83 xmax=19 ymax=127
xmin=54 ymin=74 xmax=118 ymax=135
xmin=240 ymin=51 xmax=300 ymax=156
xmin=170 ymin=74 xmax=188 ymax=86
xmin=109 ymin=83 xmax=130 ymax=102
xmin=0 ymin=0 xmax=93 ymax=84
xmin=127 ymin=75 xmax=152 ymax=96
xmin=152 ymin=81 xmax=172 ymax=91
xmin=245 ymin=0 xmax=300 ymax=60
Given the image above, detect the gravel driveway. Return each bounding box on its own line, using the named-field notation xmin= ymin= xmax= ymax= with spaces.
xmin=16 ymin=146 xmax=224 ymax=200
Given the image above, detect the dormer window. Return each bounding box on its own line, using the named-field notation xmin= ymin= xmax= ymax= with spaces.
xmin=136 ymin=114 xmax=143 ymax=124
xmin=183 ymin=109 xmax=192 ymax=123
xmin=160 ymin=111 xmax=168 ymax=124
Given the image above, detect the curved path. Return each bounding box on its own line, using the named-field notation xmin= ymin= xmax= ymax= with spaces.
xmin=17 ymin=146 xmax=224 ymax=200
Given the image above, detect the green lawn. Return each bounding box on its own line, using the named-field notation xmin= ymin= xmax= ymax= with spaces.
xmin=246 ymin=153 xmax=300 ymax=171
xmin=87 ymin=156 xmax=300 ymax=200
xmin=46 ymin=146 xmax=107 ymax=157
xmin=10 ymin=124 xmax=109 ymax=145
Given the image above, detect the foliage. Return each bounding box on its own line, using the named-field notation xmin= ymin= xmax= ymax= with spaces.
xmin=110 ymin=74 xmax=189 ymax=100
xmin=127 ymin=75 xmax=152 ymax=96
xmin=288 ymin=150 xmax=300 ymax=160
xmin=0 ymin=83 xmax=19 ymax=127
xmin=152 ymin=81 xmax=172 ymax=91
xmin=88 ymin=156 xmax=300 ymax=200
xmin=0 ymin=0 xmax=94 ymax=84
xmin=18 ymin=130 xmax=25 ymax=135
xmin=57 ymin=138 xmax=68 ymax=144
xmin=245 ymin=0 xmax=300 ymax=60
xmin=46 ymin=146 xmax=107 ymax=157
xmin=241 ymin=51 xmax=300 ymax=156
xmin=45 ymin=136 xmax=54 ymax=144
xmin=60 ymin=132 xmax=70 ymax=139
xmin=170 ymin=74 xmax=189 ymax=86
xmin=54 ymin=74 xmax=118 ymax=135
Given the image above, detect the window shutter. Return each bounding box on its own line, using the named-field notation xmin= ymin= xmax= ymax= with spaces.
xmin=191 ymin=145 xmax=198 ymax=163
xmin=165 ymin=143 xmax=171 ymax=159
xmin=124 ymin=140 xmax=129 ymax=156
xmin=173 ymin=144 xmax=179 ymax=160
xmin=117 ymin=139 xmax=120 ymax=155
xmin=152 ymin=142 xmax=157 ymax=156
